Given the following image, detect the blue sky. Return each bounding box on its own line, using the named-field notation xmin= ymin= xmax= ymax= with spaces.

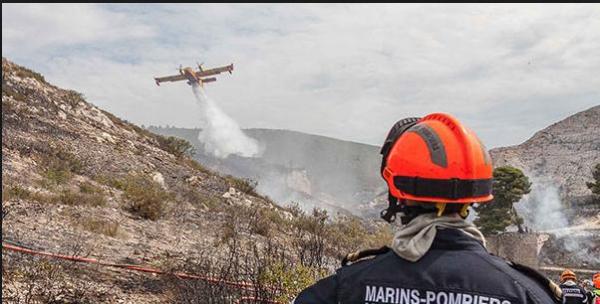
xmin=3 ymin=3 xmax=599 ymax=148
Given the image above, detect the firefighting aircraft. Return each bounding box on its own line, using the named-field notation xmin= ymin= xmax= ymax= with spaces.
xmin=154 ymin=62 xmax=234 ymax=87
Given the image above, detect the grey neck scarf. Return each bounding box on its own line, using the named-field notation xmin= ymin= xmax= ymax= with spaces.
xmin=391 ymin=213 xmax=487 ymax=262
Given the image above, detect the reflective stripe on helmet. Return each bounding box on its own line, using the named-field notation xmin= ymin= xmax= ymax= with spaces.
xmin=474 ymin=135 xmax=492 ymax=165
xmin=408 ymin=124 xmax=448 ymax=168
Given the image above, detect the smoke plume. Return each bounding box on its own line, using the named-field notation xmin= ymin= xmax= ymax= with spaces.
xmin=517 ymin=179 xmax=599 ymax=266
xmin=518 ymin=183 xmax=568 ymax=231
xmin=191 ymin=84 xmax=260 ymax=158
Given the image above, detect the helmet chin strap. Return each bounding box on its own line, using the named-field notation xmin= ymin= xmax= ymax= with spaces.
xmin=380 ymin=194 xmax=436 ymax=224
xmin=380 ymin=192 xmax=402 ymax=223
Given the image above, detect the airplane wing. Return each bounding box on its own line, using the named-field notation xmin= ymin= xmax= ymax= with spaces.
xmin=201 ymin=77 xmax=217 ymax=83
xmin=196 ymin=64 xmax=234 ymax=77
xmin=154 ymin=74 xmax=187 ymax=85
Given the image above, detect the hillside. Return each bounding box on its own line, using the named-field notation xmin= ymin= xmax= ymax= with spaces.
xmin=3 ymin=58 xmax=597 ymax=302
xmin=490 ymin=105 xmax=600 ymax=218
xmin=148 ymin=126 xmax=385 ymax=215
xmin=152 ymin=105 xmax=600 ymax=223
xmin=1 ymin=58 xmax=391 ymax=303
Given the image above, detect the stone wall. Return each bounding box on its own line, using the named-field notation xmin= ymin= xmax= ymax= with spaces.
xmin=486 ymin=232 xmax=549 ymax=268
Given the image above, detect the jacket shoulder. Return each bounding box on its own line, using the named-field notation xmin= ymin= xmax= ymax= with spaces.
xmin=293 ymin=274 xmax=338 ymax=304
xmin=472 ymin=251 xmax=560 ymax=303
xmin=506 ymin=260 xmax=562 ymax=303
xmin=341 ymin=246 xmax=390 ymax=267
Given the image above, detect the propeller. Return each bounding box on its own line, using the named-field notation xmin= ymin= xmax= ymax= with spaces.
xmin=197 ymin=62 xmax=204 ymax=71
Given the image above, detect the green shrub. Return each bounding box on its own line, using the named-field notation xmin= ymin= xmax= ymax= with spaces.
xmin=2 ymin=83 xmax=27 ymax=102
xmin=81 ymin=218 xmax=119 ymax=237
xmin=42 ymin=168 xmax=72 ymax=187
xmin=120 ymin=175 xmax=171 ymax=220
xmin=180 ymin=188 xmax=222 ymax=210
xmin=219 ymin=203 xmax=289 ymax=239
xmin=7 ymin=187 xmax=106 ymax=207
xmin=2 ymin=187 xmax=54 ymax=204
xmin=185 ymin=159 xmax=211 ymax=174
xmin=260 ymin=261 xmax=327 ymax=302
xmin=94 ymin=175 xmax=126 ymax=191
xmin=15 ymin=67 xmax=46 ymax=84
xmin=78 ymin=181 xmax=102 ymax=194
xmin=64 ymin=90 xmax=85 ymax=108
xmin=263 ymin=207 xmax=288 ymax=228
xmin=57 ymin=190 xmax=106 ymax=207
xmin=247 ymin=207 xmax=290 ymax=237
xmin=2 ymin=185 xmax=32 ymax=202
xmin=587 ymin=163 xmax=600 ymax=206
xmin=202 ymin=196 xmax=222 ymax=210
xmin=249 ymin=209 xmax=273 ymax=237
xmin=225 ymin=176 xmax=258 ymax=196
xmin=40 ymin=149 xmax=83 ymax=187
xmin=157 ymin=136 xmax=196 ymax=158
xmin=328 ymin=216 xmax=393 ymax=256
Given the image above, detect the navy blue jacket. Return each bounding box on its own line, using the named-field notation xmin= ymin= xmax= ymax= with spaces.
xmin=294 ymin=228 xmax=558 ymax=304
xmin=559 ymin=282 xmax=589 ymax=304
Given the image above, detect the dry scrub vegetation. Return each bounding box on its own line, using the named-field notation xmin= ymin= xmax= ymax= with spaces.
xmin=2 ymin=58 xmax=393 ymax=303
xmin=159 ymin=202 xmax=392 ymax=303
xmin=1 ymin=134 xmax=392 ymax=302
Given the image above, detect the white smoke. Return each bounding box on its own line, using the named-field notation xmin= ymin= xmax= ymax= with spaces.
xmin=518 ymin=182 xmax=568 ymax=231
xmin=517 ymin=179 xmax=599 ymax=266
xmin=191 ymin=84 xmax=261 ymax=158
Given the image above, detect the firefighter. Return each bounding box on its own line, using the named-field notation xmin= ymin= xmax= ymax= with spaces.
xmin=293 ymin=113 xmax=560 ymax=304
xmin=559 ymin=269 xmax=590 ymax=304
xmin=592 ymin=273 xmax=600 ymax=304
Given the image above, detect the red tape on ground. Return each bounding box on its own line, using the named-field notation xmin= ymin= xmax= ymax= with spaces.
xmin=2 ymin=242 xmax=283 ymax=303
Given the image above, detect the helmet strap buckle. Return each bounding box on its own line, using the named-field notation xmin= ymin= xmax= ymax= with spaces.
xmin=435 ymin=202 xmax=446 ymax=217
xmin=450 ymin=178 xmax=459 ymax=200
xmin=380 ymin=193 xmax=402 ymax=223
xmin=381 ymin=195 xmax=441 ymax=224
xmin=411 ymin=176 xmax=419 ymax=195
xmin=459 ymin=204 xmax=470 ymax=218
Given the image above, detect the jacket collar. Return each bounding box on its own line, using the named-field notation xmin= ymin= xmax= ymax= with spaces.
xmin=429 ymin=228 xmax=487 ymax=252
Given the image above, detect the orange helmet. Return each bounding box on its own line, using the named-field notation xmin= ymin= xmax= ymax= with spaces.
xmin=560 ymin=269 xmax=577 ymax=283
xmin=593 ymin=273 xmax=600 ymax=288
xmin=381 ymin=113 xmax=493 ymax=205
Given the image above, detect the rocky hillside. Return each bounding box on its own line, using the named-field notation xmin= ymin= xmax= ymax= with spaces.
xmin=490 ymin=106 xmax=600 ymax=218
xmin=148 ymin=126 xmax=385 ymax=215
xmin=491 ymin=105 xmax=600 ymax=200
xmin=1 ymin=58 xmax=391 ymax=303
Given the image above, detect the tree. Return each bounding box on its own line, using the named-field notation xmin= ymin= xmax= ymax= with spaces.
xmin=474 ymin=166 xmax=531 ymax=235
xmin=586 ymin=163 xmax=600 ymax=204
